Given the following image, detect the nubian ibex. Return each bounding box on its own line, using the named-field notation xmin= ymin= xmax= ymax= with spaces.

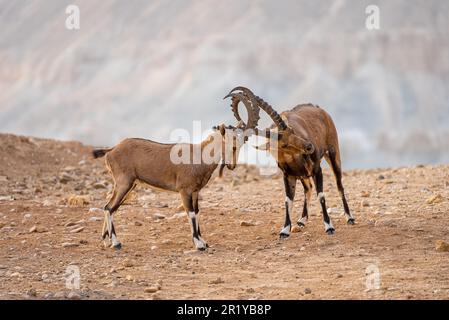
xmin=92 ymin=95 xmax=259 ymax=250
xmin=225 ymin=87 xmax=354 ymax=238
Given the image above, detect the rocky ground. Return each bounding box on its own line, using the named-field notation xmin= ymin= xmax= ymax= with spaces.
xmin=0 ymin=133 xmax=448 ymax=300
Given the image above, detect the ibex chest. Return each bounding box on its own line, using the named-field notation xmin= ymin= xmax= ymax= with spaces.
xmin=278 ymin=153 xmax=314 ymax=178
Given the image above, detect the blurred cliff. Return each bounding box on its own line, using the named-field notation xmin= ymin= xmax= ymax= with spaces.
xmin=0 ymin=0 xmax=448 ymax=169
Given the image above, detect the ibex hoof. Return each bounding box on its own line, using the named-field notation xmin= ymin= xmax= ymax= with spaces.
xmin=279 ymin=232 xmax=290 ymax=240
xmin=347 ymin=218 xmax=355 ymax=225
xmin=111 ymin=242 xmax=122 ymax=250
xmin=325 ymin=228 xmax=335 ymax=235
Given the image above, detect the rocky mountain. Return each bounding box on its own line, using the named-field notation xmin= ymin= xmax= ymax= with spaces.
xmin=0 ymin=0 xmax=448 ymax=169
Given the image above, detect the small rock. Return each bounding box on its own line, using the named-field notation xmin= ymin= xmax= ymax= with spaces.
xmin=144 ymin=287 xmax=159 ymax=293
xmin=426 ymin=194 xmax=444 ymax=205
xmin=435 ymin=240 xmax=449 ymax=252
xmin=291 ymin=225 xmax=301 ymax=233
xmin=27 ymin=288 xmax=37 ymax=297
xmin=69 ymin=226 xmax=85 ymax=233
xmin=0 ymin=195 xmax=14 ymax=201
xmin=134 ymin=221 xmax=143 ymax=226
xmin=256 ymin=236 xmax=262 ymax=240
xmin=150 ymin=245 xmax=158 ymax=250
xmin=304 ymin=288 xmax=312 ymax=294
xmin=361 ymin=200 xmax=370 ymax=207
xmin=89 ymin=208 xmax=104 ymax=214
xmin=0 ymin=175 xmax=8 ymax=182
xmin=67 ymin=195 xmax=90 ymax=206
xmin=246 ymin=288 xmax=255 ymax=293
xmin=29 ymin=226 xmax=37 ymax=233
xmin=79 ymin=239 xmax=88 ymax=245
xmin=54 ymin=291 xmax=66 ymax=299
xmin=377 ymin=174 xmax=385 ymax=180
xmin=123 ymin=259 xmax=134 ymax=268
xmin=300 ymin=246 xmax=306 ymax=251
xmin=361 ymin=191 xmax=370 ymax=197
xmin=67 ymin=291 xmax=81 ymax=300
xmin=240 ymin=221 xmax=255 ymax=227
xmin=126 ymin=275 xmax=134 ymax=281
xmin=92 ymin=182 xmax=107 ymax=189
xmin=337 ymin=274 xmax=343 ymax=278
xmin=62 ymin=242 xmax=79 ymax=248
xmin=153 ymin=213 xmax=166 ymax=220
xmin=209 ymin=277 xmax=224 ymax=284
xmin=88 ymin=217 xmax=102 ymax=222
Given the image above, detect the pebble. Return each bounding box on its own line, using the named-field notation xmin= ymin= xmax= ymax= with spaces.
xmin=67 ymin=291 xmax=81 ymax=300
xmin=153 ymin=213 xmax=166 ymax=220
xmin=62 ymin=242 xmax=79 ymax=248
xmin=27 ymin=288 xmax=37 ymax=297
xmin=361 ymin=191 xmax=370 ymax=197
xmin=426 ymin=194 xmax=443 ymax=205
xmin=209 ymin=277 xmax=225 ymax=284
xmin=134 ymin=221 xmax=143 ymax=226
xmin=88 ymin=217 xmax=102 ymax=222
xmin=291 ymin=225 xmax=301 ymax=233
xmin=435 ymin=240 xmax=449 ymax=252
xmin=361 ymin=200 xmax=370 ymax=207
xmin=240 ymin=221 xmax=255 ymax=227
xmin=150 ymin=246 xmax=158 ymax=250
xmin=126 ymin=275 xmax=134 ymax=281
xmin=304 ymin=288 xmax=312 ymax=294
xmin=144 ymin=287 xmax=159 ymax=293
xmin=29 ymin=226 xmax=37 ymax=233
xmin=123 ymin=259 xmax=134 ymax=268
xmin=69 ymin=226 xmax=85 ymax=233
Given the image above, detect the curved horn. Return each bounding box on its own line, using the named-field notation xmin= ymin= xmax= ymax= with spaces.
xmin=226 ymin=86 xmax=287 ymax=131
xmin=223 ymin=92 xmax=260 ymax=130
xmin=252 ymin=95 xmax=287 ymax=130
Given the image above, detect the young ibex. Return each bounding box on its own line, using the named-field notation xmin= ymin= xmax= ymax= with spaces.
xmin=225 ymin=87 xmax=354 ymax=238
xmin=92 ymin=97 xmax=259 ymax=250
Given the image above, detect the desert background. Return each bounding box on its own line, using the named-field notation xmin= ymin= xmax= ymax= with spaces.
xmin=0 ymin=0 xmax=448 ymax=299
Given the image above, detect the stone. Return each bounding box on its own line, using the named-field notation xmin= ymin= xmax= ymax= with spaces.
xmin=67 ymin=195 xmax=90 ymax=206
xmin=304 ymin=288 xmax=312 ymax=294
xmin=69 ymin=226 xmax=85 ymax=233
xmin=67 ymin=291 xmax=81 ymax=300
xmin=27 ymin=288 xmax=37 ymax=297
xmin=361 ymin=200 xmax=370 ymax=207
xmin=134 ymin=221 xmax=143 ymax=226
xmin=361 ymin=191 xmax=370 ymax=197
xmin=240 ymin=221 xmax=255 ymax=227
xmin=209 ymin=277 xmax=224 ymax=284
xmin=435 ymin=240 xmax=449 ymax=252
xmin=144 ymin=287 xmax=159 ymax=293
xmin=153 ymin=213 xmax=166 ymax=220
xmin=62 ymin=242 xmax=79 ymax=248
xmin=29 ymin=226 xmax=37 ymax=233
xmin=123 ymin=259 xmax=134 ymax=268
xmin=291 ymin=225 xmax=301 ymax=233
xmin=426 ymin=194 xmax=444 ymax=205
xmin=93 ymin=182 xmax=107 ymax=189
xmin=126 ymin=275 xmax=134 ymax=281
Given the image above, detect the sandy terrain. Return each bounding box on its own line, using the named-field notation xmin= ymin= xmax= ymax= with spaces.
xmin=0 ymin=133 xmax=448 ymax=300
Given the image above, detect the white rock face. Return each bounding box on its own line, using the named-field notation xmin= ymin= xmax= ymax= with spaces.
xmin=1 ymin=0 xmax=448 ymax=168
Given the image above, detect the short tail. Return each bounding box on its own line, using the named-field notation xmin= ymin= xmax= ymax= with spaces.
xmin=92 ymin=148 xmax=112 ymax=159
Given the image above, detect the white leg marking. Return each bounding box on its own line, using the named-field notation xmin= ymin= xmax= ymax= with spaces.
xmin=111 ymin=233 xmax=121 ymax=247
xmin=318 ymin=192 xmax=325 ymax=201
xmin=280 ymin=225 xmax=291 ymax=235
xmin=324 ymin=220 xmax=334 ymax=231
xmin=298 ymin=216 xmax=308 ymax=226
xmin=193 ymin=237 xmax=207 ymax=250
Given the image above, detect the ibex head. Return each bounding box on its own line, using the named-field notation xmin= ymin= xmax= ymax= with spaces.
xmin=224 ymin=86 xmax=314 ymax=155
xmin=213 ymin=90 xmax=260 ymax=172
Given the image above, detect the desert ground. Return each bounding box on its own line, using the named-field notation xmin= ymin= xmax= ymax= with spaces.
xmin=0 ymin=133 xmax=448 ymax=300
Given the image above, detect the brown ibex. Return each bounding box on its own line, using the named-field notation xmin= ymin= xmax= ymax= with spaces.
xmin=225 ymin=87 xmax=354 ymax=238
xmin=92 ymin=96 xmax=259 ymax=250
